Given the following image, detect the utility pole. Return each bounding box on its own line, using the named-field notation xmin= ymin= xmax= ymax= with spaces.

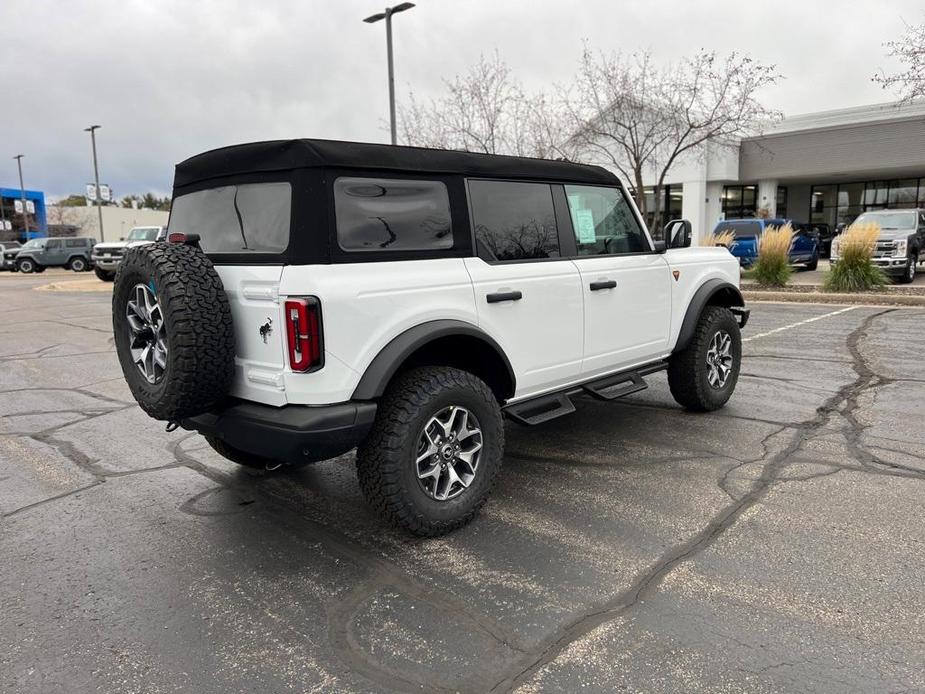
xmin=13 ymin=154 xmax=29 ymax=239
xmin=85 ymin=125 xmax=105 ymax=241
xmin=363 ymin=3 xmax=416 ymax=145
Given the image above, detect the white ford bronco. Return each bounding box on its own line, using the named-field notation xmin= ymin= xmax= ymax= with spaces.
xmin=112 ymin=139 xmax=749 ymax=535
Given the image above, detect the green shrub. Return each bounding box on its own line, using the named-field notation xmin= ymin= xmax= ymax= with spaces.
xmin=753 ymin=224 xmax=793 ymax=287
xmin=823 ymin=222 xmax=887 ymax=292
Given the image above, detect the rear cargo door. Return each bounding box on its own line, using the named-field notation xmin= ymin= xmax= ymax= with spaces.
xmin=212 ymin=265 xmax=287 ymax=406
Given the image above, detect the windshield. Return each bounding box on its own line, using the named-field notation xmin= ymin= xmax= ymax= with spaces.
xmin=21 ymin=239 xmax=46 ymax=249
xmin=126 ymin=227 xmax=161 ymax=241
xmin=168 ymin=182 xmax=291 ymax=253
xmin=855 ymin=211 xmax=917 ymax=230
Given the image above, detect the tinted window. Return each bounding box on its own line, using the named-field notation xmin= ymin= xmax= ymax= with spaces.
xmin=169 ymin=182 xmax=291 ymax=253
xmin=66 ymin=238 xmax=86 ymax=248
xmin=45 ymin=239 xmax=62 ymax=250
xmin=335 ymin=178 xmax=452 ymax=252
xmin=469 ymin=180 xmax=559 ymax=261
xmin=565 ymin=185 xmax=648 ymax=255
xmin=714 ymin=220 xmax=761 ymax=238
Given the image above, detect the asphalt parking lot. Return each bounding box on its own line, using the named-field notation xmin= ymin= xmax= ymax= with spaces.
xmin=2 ymin=270 xmax=924 ymax=693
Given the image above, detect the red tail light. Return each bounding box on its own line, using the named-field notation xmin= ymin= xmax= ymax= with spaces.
xmin=168 ymin=232 xmax=187 ymax=243
xmin=285 ymin=298 xmax=323 ymax=372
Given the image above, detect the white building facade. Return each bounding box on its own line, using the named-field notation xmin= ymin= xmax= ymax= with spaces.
xmin=636 ymin=100 xmax=925 ymax=242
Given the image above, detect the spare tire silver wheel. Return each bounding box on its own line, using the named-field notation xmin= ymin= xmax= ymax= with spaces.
xmin=113 ymin=243 xmax=235 ymax=421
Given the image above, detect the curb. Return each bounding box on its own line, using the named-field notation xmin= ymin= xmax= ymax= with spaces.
xmin=743 ymin=290 xmax=925 ymax=307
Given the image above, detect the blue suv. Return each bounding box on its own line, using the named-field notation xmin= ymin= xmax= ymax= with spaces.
xmin=713 ymin=218 xmax=819 ymax=270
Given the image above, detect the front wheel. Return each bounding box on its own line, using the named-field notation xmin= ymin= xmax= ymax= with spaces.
xmin=17 ymin=258 xmax=36 ymax=273
xmin=668 ymin=306 xmax=742 ymax=412
xmin=68 ymin=257 xmax=88 ymax=272
xmin=897 ymin=256 xmax=916 ymax=284
xmin=805 ymin=252 xmax=818 ymax=271
xmin=356 ymin=367 xmax=504 ymax=536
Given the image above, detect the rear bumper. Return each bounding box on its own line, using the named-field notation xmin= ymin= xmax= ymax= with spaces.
xmin=181 ymin=399 xmax=377 ymax=464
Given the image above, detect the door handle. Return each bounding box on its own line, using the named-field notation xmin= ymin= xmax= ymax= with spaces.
xmin=486 ymin=290 xmax=523 ymax=304
xmin=589 ymin=280 xmax=617 ymax=291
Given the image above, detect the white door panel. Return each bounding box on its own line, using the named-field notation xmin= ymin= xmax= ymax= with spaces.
xmin=213 ymin=265 xmax=287 ymax=406
xmin=278 ymin=259 xmax=477 ymax=405
xmin=465 ymin=257 xmax=583 ymax=398
xmin=572 ymin=254 xmax=671 ymax=377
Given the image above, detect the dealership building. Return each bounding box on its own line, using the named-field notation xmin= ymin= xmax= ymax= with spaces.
xmin=638 ymin=99 xmax=925 ymax=241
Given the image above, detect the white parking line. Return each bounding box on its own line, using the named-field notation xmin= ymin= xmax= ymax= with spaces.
xmin=743 ymin=306 xmax=858 ymax=343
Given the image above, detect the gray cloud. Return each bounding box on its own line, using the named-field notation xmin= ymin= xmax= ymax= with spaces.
xmin=1 ymin=0 xmax=920 ymax=199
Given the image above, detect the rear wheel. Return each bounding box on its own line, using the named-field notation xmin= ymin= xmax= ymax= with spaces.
xmin=668 ymin=306 xmax=741 ymax=412
xmin=356 ymin=367 xmax=504 ymax=536
xmin=95 ymin=267 xmax=116 ymax=282
xmin=68 ymin=257 xmax=88 ymax=272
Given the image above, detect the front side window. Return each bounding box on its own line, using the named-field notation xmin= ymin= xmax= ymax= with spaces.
xmin=469 ymin=180 xmax=559 ymax=261
xmin=565 ymin=185 xmax=649 ymax=255
xmin=335 ymin=178 xmax=452 ymax=252
xmin=169 ymin=182 xmax=291 ymax=253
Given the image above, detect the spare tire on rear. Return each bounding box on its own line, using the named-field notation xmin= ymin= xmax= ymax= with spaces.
xmin=113 ymin=242 xmax=235 ymax=421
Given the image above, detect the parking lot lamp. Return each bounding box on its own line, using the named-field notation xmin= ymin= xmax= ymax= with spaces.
xmin=84 ymin=125 xmax=105 ymax=242
xmin=363 ymin=3 xmax=415 ymax=145
xmin=12 ymin=154 xmax=29 ymax=239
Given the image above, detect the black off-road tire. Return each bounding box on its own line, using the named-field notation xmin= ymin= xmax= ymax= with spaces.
xmin=68 ymin=256 xmax=88 ymax=272
xmin=668 ymin=306 xmax=741 ymax=412
xmin=356 ymin=367 xmax=504 ymax=536
xmin=95 ymin=267 xmax=116 ymax=282
xmin=16 ymin=258 xmax=36 ymax=273
xmin=113 ymin=243 xmax=235 ymax=421
xmin=203 ymin=435 xmax=300 ymax=471
xmin=897 ymin=255 xmax=916 ymax=284
xmin=805 ymin=252 xmax=818 ymax=271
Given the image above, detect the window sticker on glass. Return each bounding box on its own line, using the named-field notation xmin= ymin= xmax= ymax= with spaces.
xmin=574 ymin=209 xmax=596 ymax=244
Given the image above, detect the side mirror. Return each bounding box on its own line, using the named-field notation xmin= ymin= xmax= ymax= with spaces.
xmin=653 ymin=240 xmax=667 ymax=254
xmin=664 ymin=219 xmax=693 ymax=249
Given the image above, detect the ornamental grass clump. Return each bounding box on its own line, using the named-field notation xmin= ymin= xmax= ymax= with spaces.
xmin=753 ymin=223 xmax=794 ymax=287
xmin=823 ymin=222 xmax=886 ymax=292
xmin=700 ymin=229 xmax=735 ymax=248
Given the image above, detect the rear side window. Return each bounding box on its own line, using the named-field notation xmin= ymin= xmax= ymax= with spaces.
xmin=334 ymin=177 xmax=452 ymax=252
xmin=66 ymin=239 xmax=86 ymax=248
xmin=715 ymin=220 xmax=761 ymax=237
xmin=168 ymin=182 xmax=291 ymax=253
xmin=468 ymin=180 xmax=559 ymax=261
xmin=564 ymin=184 xmax=648 ymax=255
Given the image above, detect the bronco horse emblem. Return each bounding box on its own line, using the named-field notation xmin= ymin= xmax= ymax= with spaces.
xmin=259 ymin=318 xmax=273 ymax=343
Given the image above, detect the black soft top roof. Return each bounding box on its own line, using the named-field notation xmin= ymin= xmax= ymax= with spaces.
xmin=173 ymin=138 xmax=619 ymax=189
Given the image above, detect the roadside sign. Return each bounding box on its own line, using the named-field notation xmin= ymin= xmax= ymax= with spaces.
xmin=14 ymin=200 xmax=22 ymax=214
xmin=26 ymin=201 xmax=34 ymax=214
xmin=87 ymin=184 xmax=113 ymax=202
xmin=1 ymin=220 xmax=10 ymax=231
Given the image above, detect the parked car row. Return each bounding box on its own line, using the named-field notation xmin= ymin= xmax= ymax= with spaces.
xmin=713 ymin=218 xmax=820 ymax=270
xmin=0 ymin=226 xmax=166 ymax=278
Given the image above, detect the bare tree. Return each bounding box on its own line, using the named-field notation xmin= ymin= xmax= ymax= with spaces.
xmin=564 ymin=47 xmax=782 ymax=231
xmin=873 ymin=16 xmax=925 ymax=100
xmin=398 ymin=52 xmax=573 ymax=159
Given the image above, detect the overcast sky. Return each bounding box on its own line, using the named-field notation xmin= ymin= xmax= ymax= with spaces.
xmin=1 ymin=0 xmax=921 ymax=200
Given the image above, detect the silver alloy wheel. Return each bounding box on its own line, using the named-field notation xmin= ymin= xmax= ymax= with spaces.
xmin=907 ymin=259 xmax=916 ymax=282
xmin=126 ymin=283 xmax=167 ymax=384
xmin=415 ymin=405 xmax=483 ymax=501
xmin=72 ymin=258 xmax=86 ymax=271
xmin=706 ymin=330 xmax=734 ymax=389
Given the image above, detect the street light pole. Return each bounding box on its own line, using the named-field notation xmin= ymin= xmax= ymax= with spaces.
xmin=85 ymin=125 xmax=105 ymax=242
xmin=13 ymin=154 xmax=29 ymax=239
xmin=363 ymin=3 xmax=415 ymax=145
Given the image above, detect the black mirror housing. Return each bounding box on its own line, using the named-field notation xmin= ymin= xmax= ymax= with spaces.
xmin=653 ymin=240 xmax=667 ymax=254
xmin=664 ymin=219 xmax=693 ymax=249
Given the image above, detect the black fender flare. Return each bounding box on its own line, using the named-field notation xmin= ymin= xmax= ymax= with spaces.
xmin=673 ymin=279 xmax=745 ymax=353
xmin=351 ymin=319 xmax=516 ymax=400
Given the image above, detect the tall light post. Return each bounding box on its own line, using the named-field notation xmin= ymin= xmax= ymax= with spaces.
xmin=84 ymin=125 xmax=105 ymax=241
xmin=12 ymin=154 xmax=29 ymax=239
xmin=363 ymin=3 xmax=415 ymax=145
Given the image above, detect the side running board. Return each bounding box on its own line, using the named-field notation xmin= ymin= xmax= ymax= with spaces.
xmin=504 ymin=361 xmax=666 ymax=426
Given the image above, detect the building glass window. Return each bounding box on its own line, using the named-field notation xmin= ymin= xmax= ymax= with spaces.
xmin=722 ymin=185 xmax=758 ymax=219
xmin=776 ymin=186 xmax=788 ymax=218
xmin=468 ymin=180 xmax=559 ymax=261
xmin=811 ymin=178 xmax=925 ymax=229
xmin=627 ymin=185 xmax=683 ymax=236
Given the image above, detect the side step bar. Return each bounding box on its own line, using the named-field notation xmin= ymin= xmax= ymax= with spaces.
xmin=504 ymin=361 xmax=667 ymax=426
